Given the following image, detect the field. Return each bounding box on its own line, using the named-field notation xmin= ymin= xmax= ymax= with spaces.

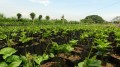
xmin=0 ymin=23 xmax=120 ymax=67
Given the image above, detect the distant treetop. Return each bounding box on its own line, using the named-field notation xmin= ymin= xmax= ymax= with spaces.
xmin=82 ymin=15 xmax=104 ymax=23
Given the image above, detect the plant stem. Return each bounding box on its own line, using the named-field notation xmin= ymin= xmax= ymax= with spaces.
xmin=88 ymin=43 xmax=94 ymax=59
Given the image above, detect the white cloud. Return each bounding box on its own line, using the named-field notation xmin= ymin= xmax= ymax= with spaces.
xmin=29 ymin=0 xmax=50 ymax=6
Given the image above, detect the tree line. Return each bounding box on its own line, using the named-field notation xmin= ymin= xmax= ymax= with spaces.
xmin=0 ymin=12 xmax=120 ymax=24
xmin=0 ymin=12 xmax=50 ymax=22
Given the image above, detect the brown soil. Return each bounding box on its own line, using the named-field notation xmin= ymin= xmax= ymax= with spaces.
xmin=57 ymin=53 xmax=81 ymax=62
xmin=40 ymin=45 xmax=120 ymax=67
xmin=40 ymin=57 xmax=74 ymax=67
xmin=111 ymin=54 xmax=120 ymax=60
xmin=40 ymin=45 xmax=89 ymax=67
xmin=57 ymin=45 xmax=87 ymax=63
xmin=101 ymin=63 xmax=114 ymax=67
xmin=40 ymin=62 xmax=61 ymax=67
xmin=68 ymin=55 xmax=81 ymax=62
xmin=73 ymin=47 xmax=83 ymax=54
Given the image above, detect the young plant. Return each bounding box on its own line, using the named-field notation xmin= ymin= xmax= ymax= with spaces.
xmin=77 ymin=56 xmax=101 ymax=67
xmin=21 ymin=53 xmax=53 ymax=67
xmin=93 ymin=31 xmax=111 ymax=56
xmin=0 ymin=47 xmax=22 ymax=67
xmin=0 ymin=47 xmax=52 ymax=67
xmin=95 ymin=39 xmax=111 ymax=56
xmin=19 ymin=32 xmax=32 ymax=43
xmin=50 ymin=39 xmax=78 ymax=54
xmin=0 ymin=32 xmax=7 ymax=40
xmin=19 ymin=31 xmax=33 ymax=54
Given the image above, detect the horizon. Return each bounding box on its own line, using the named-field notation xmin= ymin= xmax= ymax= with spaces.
xmin=0 ymin=0 xmax=120 ymax=21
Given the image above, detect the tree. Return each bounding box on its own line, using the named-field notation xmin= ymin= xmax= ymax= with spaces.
xmin=38 ymin=15 xmax=42 ymax=20
xmin=81 ymin=18 xmax=94 ymax=23
xmin=112 ymin=16 xmax=120 ymax=23
xmin=17 ymin=13 xmax=22 ymax=20
xmin=30 ymin=12 xmax=36 ymax=21
xmin=84 ymin=15 xmax=104 ymax=23
xmin=45 ymin=16 xmax=50 ymax=20
xmin=30 ymin=12 xmax=36 ymax=24
xmin=0 ymin=13 xmax=5 ymax=22
xmin=0 ymin=13 xmax=4 ymax=18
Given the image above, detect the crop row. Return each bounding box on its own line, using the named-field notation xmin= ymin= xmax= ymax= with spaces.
xmin=0 ymin=24 xmax=120 ymax=67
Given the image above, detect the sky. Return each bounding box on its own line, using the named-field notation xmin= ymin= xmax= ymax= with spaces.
xmin=0 ymin=0 xmax=120 ymax=21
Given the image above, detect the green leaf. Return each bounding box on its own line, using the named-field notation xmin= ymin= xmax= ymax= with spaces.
xmin=0 ymin=34 xmax=7 ymax=40
xmin=6 ymin=55 xmax=20 ymax=63
xmin=77 ymin=62 xmax=84 ymax=67
xmin=66 ymin=45 xmax=74 ymax=52
xmin=19 ymin=37 xmax=32 ymax=43
xmin=20 ymin=54 xmax=34 ymax=67
xmin=49 ymin=53 xmax=55 ymax=58
xmin=43 ymin=54 xmax=49 ymax=61
xmin=8 ymin=60 xmax=22 ymax=67
xmin=0 ymin=47 xmax=16 ymax=59
xmin=0 ymin=62 xmax=8 ymax=67
xmin=52 ymin=42 xmax=58 ymax=47
xmin=77 ymin=56 xmax=102 ymax=67
xmin=20 ymin=55 xmax=27 ymax=63
xmin=11 ymin=33 xmax=17 ymax=37
xmin=69 ymin=39 xmax=78 ymax=45
xmin=89 ymin=60 xmax=101 ymax=67
xmin=34 ymin=56 xmax=43 ymax=65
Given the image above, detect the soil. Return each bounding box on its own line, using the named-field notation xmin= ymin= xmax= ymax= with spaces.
xmin=40 ymin=44 xmax=120 ymax=67
xmin=40 ymin=45 xmax=89 ymax=67
xmin=40 ymin=57 xmax=74 ymax=67
xmin=111 ymin=54 xmax=120 ymax=60
xmin=101 ymin=63 xmax=114 ymax=67
xmin=40 ymin=62 xmax=62 ymax=67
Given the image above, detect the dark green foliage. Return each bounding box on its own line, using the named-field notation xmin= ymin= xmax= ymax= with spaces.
xmin=0 ymin=47 xmax=22 ymax=67
xmin=45 ymin=16 xmax=50 ymax=20
xmin=17 ymin=13 xmax=22 ymax=20
xmin=30 ymin=12 xmax=36 ymax=20
xmin=38 ymin=15 xmax=42 ymax=20
xmin=81 ymin=18 xmax=94 ymax=23
xmin=0 ymin=13 xmax=4 ymax=18
xmin=69 ymin=21 xmax=80 ymax=24
xmin=0 ymin=47 xmax=51 ymax=67
xmin=0 ymin=13 xmax=109 ymax=25
xmin=81 ymin=15 xmax=104 ymax=23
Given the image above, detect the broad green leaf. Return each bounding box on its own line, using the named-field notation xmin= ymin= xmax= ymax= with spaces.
xmin=69 ymin=39 xmax=78 ymax=45
xmin=34 ymin=56 xmax=43 ymax=65
xmin=66 ymin=45 xmax=74 ymax=52
xmin=49 ymin=53 xmax=55 ymax=58
xmin=0 ymin=62 xmax=8 ymax=67
xmin=6 ymin=55 xmax=20 ymax=63
xmin=20 ymin=55 xmax=32 ymax=67
xmin=78 ymin=62 xmax=84 ymax=67
xmin=0 ymin=47 xmax=16 ymax=59
xmin=11 ymin=33 xmax=17 ymax=37
xmin=43 ymin=54 xmax=49 ymax=61
xmin=0 ymin=34 xmax=7 ymax=40
xmin=8 ymin=60 xmax=22 ymax=67
xmin=20 ymin=55 xmax=27 ymax=63
xmin=19 ymin=37 xmax=32 ymax=43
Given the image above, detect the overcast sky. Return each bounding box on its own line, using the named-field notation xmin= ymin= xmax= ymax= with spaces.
xmin=0 ymin=0 xmax=120 ymax=21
